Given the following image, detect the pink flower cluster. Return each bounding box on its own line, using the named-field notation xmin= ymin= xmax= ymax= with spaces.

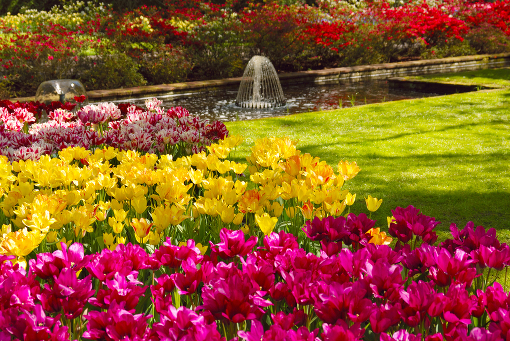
xmin=0 ymin=99 xmax=228 ymax=161
xmin=1 ymin=206 xmax=510 ymax=340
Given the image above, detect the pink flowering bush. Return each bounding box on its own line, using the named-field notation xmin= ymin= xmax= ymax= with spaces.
xmin=0 ymin=98 xmax=228 ymax=161
xmin=1 ymin=206 xmax=510 ymax=340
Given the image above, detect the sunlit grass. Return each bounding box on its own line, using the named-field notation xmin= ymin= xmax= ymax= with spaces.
xmin=406 ymin=67 xmax=510 ymax=88
xmin=226 ymin=89 xmax=510 ymax=243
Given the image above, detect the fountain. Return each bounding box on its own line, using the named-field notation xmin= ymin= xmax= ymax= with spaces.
xmin=235 ymin=56 xmax=286 ymax=108
xmin=35 ymin=79 xmax=88 ymax=106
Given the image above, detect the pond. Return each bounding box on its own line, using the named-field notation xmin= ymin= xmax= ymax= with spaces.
xmin=96 ymin=79 xmax=445 ymax=122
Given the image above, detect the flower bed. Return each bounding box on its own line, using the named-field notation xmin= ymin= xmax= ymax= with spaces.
xmin=1 ymin=216 xmax=509 ymax=340
xmin=0 ymin=112 xmax=509 ymax=339
xmin=0 ymin=98 xmax=228 ymax=161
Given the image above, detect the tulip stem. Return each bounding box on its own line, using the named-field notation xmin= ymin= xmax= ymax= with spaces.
xmin=485 ymin=268 xmax=492 ymax=291
xmin=505 ymin=266 xmax=508 ymax=290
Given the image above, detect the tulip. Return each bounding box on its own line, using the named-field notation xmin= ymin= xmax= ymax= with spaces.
xmin=471 ymin=244 xmax=510 ymax=270
xmin=344 ymin=192 xmax=356 ymax=206
xmin=210 ymin=228 xmax=257 ymax=260
xmin=365 ymin=195 xmax=383 ymax=212
xmin=337 ymin=160 xmax=361 ymax=181
xmin=254 ymin=212 xmax=277 ymax=236
xmin=300 ymin=201 xmax=314 ymax=220
xmin=131 ymin=217 xmax=152 ymax=243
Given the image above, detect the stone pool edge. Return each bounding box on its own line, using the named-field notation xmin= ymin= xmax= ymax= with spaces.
xmin=12 ymin=53 xmax=510 ymax=103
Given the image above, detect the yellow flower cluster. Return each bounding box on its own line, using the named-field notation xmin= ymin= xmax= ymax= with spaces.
xmin=0 ymin=135 xmax=385 ymax=261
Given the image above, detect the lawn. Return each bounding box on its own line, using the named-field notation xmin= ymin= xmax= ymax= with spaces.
xmin=226 ymin=88 xmax=510 ymax=243
xmin=404 ymin=67 xmax=510 ymax=88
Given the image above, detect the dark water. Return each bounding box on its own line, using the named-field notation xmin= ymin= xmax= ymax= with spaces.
xmin=102 ymin=79 xmax=443 ymax=122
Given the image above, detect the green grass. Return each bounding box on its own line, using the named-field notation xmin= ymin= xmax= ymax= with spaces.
xmin=406 ymin=67 xmax=510 ymax=89
xmin=225 ymin=89 xmax=510 ymax=243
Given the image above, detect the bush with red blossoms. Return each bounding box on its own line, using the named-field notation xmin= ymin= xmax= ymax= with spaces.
xmin=0 ymin=99 xmax=228 ymax=161
xmin=1 ymin=209 xmax=510 ymax=340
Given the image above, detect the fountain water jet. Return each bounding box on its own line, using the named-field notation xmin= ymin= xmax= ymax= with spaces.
xmin=235 ymin=56 xmax=286 ymax=108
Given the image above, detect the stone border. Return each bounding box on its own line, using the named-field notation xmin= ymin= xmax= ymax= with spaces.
xmin=12 ymin=53 xmax=510 ymax=103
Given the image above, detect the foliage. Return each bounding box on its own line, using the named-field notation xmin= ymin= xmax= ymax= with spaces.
xmin=465 ymin=23 xmax=510 ymax=55
xmin=138 ymin=46 xmax=193 ymax=85
xmin=2 ymin=0 xmax=510 ymax=97
xmin=0 ymin=0 xmax=60 ymax=16
xmin=77 ymin=49 xmax=147 ymax=90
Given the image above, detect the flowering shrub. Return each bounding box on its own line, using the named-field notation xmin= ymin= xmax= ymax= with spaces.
xmin=0 ymin=213 xmax=509 ymax=340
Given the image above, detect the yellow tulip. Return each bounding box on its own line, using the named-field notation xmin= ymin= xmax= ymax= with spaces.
xmin=131 ymin=196 xmax=147 ymax=214
xmin=241 ymin=224 xmax=250 ymax=235
xmin=195 ymin=243 xmax=208 ymax=255
xmin=131 ymin=218 xmax=152 ymax=243
xmin=168 ymin=205 xmax=190 ymax=225
xmin=0 ymin=228 xmax=44 ymax=257
xmin=255 ymin=213 xmax=278 ymax=236
xmin=223 ymin=189 xmax=238 ymax=206
xmin=337 ymin=160 xmax=361 ymax=181
xmin=108 ymin=217 xmax=124 ymax=234
xmin=324 ymin=200 xmax=347 ymax=216
xmin=190 ymin=152 xmax=208 ymax=171
xmin=387 ymin=216 xmax=396 ymax=228
xmin=365 ymin=195 xmax=383 ymax=212
xmin=222 ymin=135 xmax=243 ymax=149
xmin=281 ymin=155 xmax=301 ymax=177
xmin=56 ymin=237 xmax=73 ymax=250
xmin=235 ymin=181 xmax=247 ymax=195
xmin=344 ymin=193 xmax=356 ymax=206
xmin=113 ymin=209 xmax=128 ymax=222
xmin=216 ymin=160 xmax=231 ymax=174
xmin=188 ymin=169 xmax=203 ymax=184
xmin=207 ymin=144 xmax=230 ymax=159
xmin=151 ymin=205 xmax=171 ymax=232
xmin=367 ymin=228 xmax=393 ymax=245
xmin=233 ymin=213 xmax=244 ymax=225
xmin=23 ymin=211 xmax=56 ymax=233
xmin=271 ymin=202 xmax=284 ymax=217
xmin=299 ymin=202 xmax=314 ymax=220
xmin=285 ymin=207 xmax=296 ymax=219
xmin=238 ymin=190 xmax=262 ymax=213
xmin=46 ymin=230 xmax=58 ymax=243
xmin=232 ymin=162 xmax=247 ymax=174
xmin=103 ymin=232 xmax=115 ymax=247
xmin=148 ymin=231 xmax=162 ymax=246
xmin=219 ymin=205 xmax=235 ymax=224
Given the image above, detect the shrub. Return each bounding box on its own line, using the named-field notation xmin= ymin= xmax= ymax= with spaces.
xmin=0 ymin=0 xmax=60 ymax=15
xmin=186 ymin=11 xmax=245 ymax=79
xmin=465 ymin=23 xmax=510 ymax=54
xmin=420 ymin=39 xmax=477 ymax=60
xmin=0 ymin=24 xmax=93 ymax=96
xmin=78 ymin=49 xmax=147 ymax=90
xmin=238 ymin=3 xmax=319 ymax=71
xmin=138 ymin=46 xmax=193 ymax=85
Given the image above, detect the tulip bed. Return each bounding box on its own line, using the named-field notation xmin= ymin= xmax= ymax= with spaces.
xmin=1 ymin=99 xmax=510 ymax=340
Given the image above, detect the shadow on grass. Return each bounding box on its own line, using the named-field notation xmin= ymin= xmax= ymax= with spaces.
xmin=350 ymin=188 xmax=510 ymax=242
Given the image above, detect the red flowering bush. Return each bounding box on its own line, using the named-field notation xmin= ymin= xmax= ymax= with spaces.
xmin=238 ymin=2 xmax=321 ymax=71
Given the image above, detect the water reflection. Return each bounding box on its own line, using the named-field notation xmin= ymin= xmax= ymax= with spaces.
xmin=97 ymin=80 xmax=442 ymax=122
